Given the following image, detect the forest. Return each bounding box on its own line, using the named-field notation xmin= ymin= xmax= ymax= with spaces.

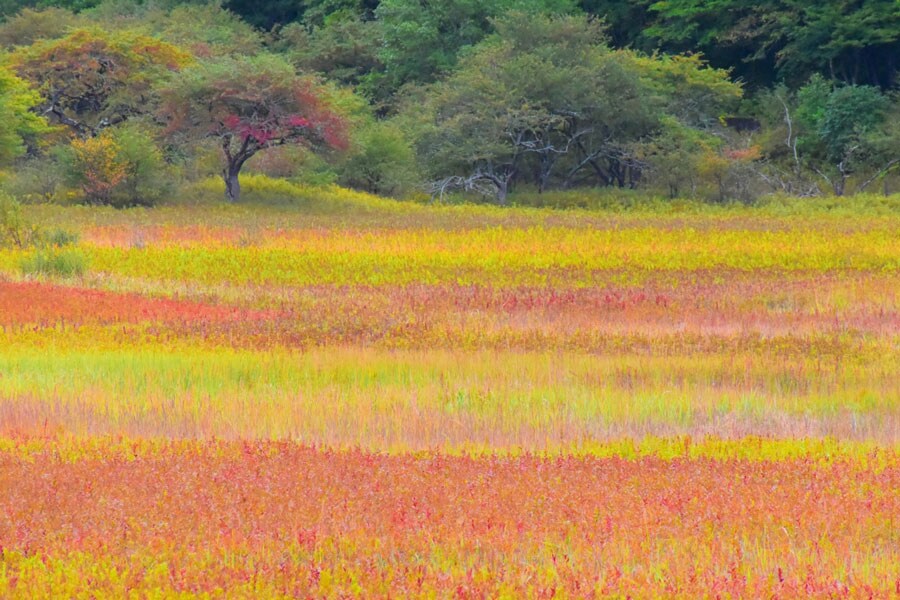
xmin=0 ymin=0 xmax=898 ymax=206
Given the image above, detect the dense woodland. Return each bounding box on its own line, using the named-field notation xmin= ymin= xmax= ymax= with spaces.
xmin=0 ymin=0 xmax=898 ymax=205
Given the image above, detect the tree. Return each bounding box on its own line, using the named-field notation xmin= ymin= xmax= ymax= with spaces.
xmin=0 ymin=7 xmax=86 ymax=48
xmin=0 ymin=65 xmax=50 ymax=164
xmin=646 ymin=0 xmax=900 ymax=89
xmin=337 ymin=120 xmax=418 ymax=195
xmin=755 ymin=77 xmax=897 ymax=196
xmin=10 ymin=29 xmax=191 ymax=137
xmin=86 ymin=2 xmax=266 ymax=58
xmin=405 ymin=13 xmax=625 ymax=202
xmin=376 ymin=0 xmax=579 ymax=92
xmin=794 ymin=77 xmax=892 ymax=195
xmin=159 ymin=55 xmax=349 ymax=202
xmin=275 ymin=18 xmax=383 ymax=90
xmin=405 ymin=12 xmax=739 ymax=202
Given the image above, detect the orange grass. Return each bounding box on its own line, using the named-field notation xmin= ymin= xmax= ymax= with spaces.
xmin=1 ymin=438 xmax=899 ymax=598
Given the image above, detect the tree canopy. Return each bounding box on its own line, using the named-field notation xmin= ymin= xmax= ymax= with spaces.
xmin=159 ymin=55 xmax=349 ymax=201
xmin=10 ymin=29 xmax=191 ymax=137
xmin=0 ymin=65 xmax=50 ymax=163
xmin=0 ymin=0 xmax=897 ymax=205
xmin=407 ymin=13 xmax=740 ymax=201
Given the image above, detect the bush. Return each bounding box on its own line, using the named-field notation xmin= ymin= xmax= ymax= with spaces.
xmin=43 ymin=227 xmax=80 ymax=248
xmin=2 ymin=155 xmax=66 ymax=204
xmin=0 ymin=190 xmax=86 ymax=277
xmin=0 ymin=191 xmax=40 ymax=248
xmin=61 ymin=124 xmax=174 ymax=207
xmin=0 ymin=8 xmax=85 ymax=48
xmin=20 ymin=247 xmax=88 ymax=278
xmin=338 ymin=121 xmax=419 ymax=197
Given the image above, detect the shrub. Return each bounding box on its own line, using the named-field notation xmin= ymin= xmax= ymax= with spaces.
xmin=338 ymin=121 xmax=418 ymax=197
xmin=1 ymin=155 xmax=66 ymax=204
xmin=62 ymin=124 xmax=173 ymax=207
xmin=20 ymin=247 xmax=88 ymax=278
xmin=43 ymin=227 xmax=80 ymax=248
xmin=0 ymin=191 xmax=40 ymax=248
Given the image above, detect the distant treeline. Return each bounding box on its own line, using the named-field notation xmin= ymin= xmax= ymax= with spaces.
xmin=0 ymin=0 xmax=897 ymax=205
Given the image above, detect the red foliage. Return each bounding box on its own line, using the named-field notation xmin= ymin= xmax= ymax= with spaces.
xmin=0 ymin=281 xmax=272 ymax=327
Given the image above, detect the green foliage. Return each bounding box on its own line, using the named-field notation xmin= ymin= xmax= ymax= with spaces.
xmin=338 ymin=120 xmax=418 ymax=195
xmin=753 ymin=77 xmax=898 ymax=196
xmin=85 ymin=1 xmax=265 ymax=57
xmin=43 ymin=226 xmax=79 ymax=247
xmin=0 ymin=7 xmax=85 ymax=47
xmin=376 ymin=0 xmax=580 ymax=91
xmin=817 ymin=86 xmax=889 ymax=164
xmin=0 ymin=189 xmax=86 ymax=275
xmin=620 ymin=52 xmax=742 ymax=126
xmin=0 ymin=65 xmax=51 ymax=164
xmin=275 ymin=18 xmax=383 ymax=91
xmin=60 ymin=123 xmax=173 ymax=207
xmin=794 ymin=77 xmax=893 ymax=195
xmin=0 ymin=191 xmax=40 ymax=248
xmin=19 ymin=245 xmax=87 ymax=277
xmin=1 ymin=154 xmax=65 ymax=203
xmin=646 ymin=0 xmax=900 ymax=89
xmin=637 ymin=116 xmax=719 ymax=198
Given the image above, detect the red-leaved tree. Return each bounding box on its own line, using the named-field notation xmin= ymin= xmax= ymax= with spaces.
xmin=159 ymin=55 xmax=348 ymax=201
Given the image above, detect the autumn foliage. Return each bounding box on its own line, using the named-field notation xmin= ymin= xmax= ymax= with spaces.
xmin=10 ymin=29 xmax=191 ymax=137
xmin=160 ymin=55 xmax=349 ymax=201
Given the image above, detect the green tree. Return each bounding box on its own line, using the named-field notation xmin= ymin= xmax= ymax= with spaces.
xmin=646 ymin=0 xmax=900 ymax=89
xmin=794 ymin=77 xmax=893 ymax=195
xmin=275 ymin=17 xmax=383 ymax=90
xmin=376 ymin=0 xmax=579 ymax=92
xmin=0 ymin=7 xmax=86 ymax=48
xmin=755 ymin=76 xmax=898 ymax=195
xmin=406 ymin=12 xmax=739 ymax=202
xmin=0 ymin=65 xmax=50 ymax=164
xmin=85 ymin=2 xmax=265 ymax=58
xmin=337 ymin=120 xmax=417 ymax=195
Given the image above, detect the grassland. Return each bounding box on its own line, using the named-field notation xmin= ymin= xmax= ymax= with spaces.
xmin=0 ymin=189 xmax=898 ymax=597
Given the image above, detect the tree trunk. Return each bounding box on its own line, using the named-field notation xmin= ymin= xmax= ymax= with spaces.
xmin=833 ymin=177 xmax=846 ymax=196
xmin=223 ymin=164 xmax=241 ymax=202
xmin=496 ymin=180 xmax=509 ymax=205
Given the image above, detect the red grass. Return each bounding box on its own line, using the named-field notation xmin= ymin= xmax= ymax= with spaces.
xmin=0 ymin=280 xmax=273 ymax=327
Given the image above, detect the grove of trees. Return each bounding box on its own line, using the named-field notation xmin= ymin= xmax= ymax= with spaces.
xmin=0 ymin=0 xmax=898 ymax=205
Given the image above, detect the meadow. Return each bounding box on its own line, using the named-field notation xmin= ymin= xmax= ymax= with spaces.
xmin=0 ymin=188 xmax=898 ymax=597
